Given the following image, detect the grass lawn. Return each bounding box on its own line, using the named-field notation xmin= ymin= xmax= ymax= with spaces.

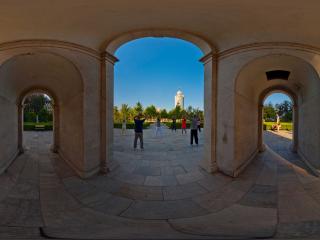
xmin=24 ymin=122 xmax=53 ymax=131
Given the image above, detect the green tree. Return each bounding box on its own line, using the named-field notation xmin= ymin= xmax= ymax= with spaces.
xmin=275 ymin=100 xmax=293 ymax=122
xmin=169 ymin=106 xmax=182 ymax=119
xmin=133 ymin=102 xmax=144 ymax=116
xmin=113 ymin=106 xmax=121 ymax=122
xmin=160 ymin=109 xmax=168 ymax=119
xmin=120 ymin=104 xmax=131 ymax=121
xmin=23 ymin=94 xmax=52 ymax=123
xmin=263 ymin=102 xmax=276 ymax=121
xmin=144 ymin=105 xmax=157 ymax=120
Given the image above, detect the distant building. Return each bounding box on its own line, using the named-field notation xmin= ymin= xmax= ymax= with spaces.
xmin=175 ymin=90 xmax=184 ymax=109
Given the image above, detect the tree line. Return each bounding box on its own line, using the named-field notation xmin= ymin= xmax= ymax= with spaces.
xmin=263 ymin=100 xmax=293 ymax=122
xmin=114 ymin=102 xmax=204 ymax=122
xmin=23 ymin=94 xmax=53 ymax=122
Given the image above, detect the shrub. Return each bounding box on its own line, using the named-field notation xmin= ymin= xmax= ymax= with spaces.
xmin=114 ymin=122 xmax=151 ymax=129
xmin=163 ymin=121 xmax=204 ymax=129
xmin=263 ymin=122 xmax=293 ymax=131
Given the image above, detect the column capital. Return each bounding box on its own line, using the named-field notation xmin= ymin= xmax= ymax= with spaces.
xmin=199 ymin=51 xmax=218 ymax=64
xmin=101 ymin=51 xmax=119 ymax=65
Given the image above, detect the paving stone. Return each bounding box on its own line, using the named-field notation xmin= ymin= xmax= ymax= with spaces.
xmin=144 ymin=175 xmax=178 ymax=186
xmin=0 ymin=198 xmax=43 ymax=227
xmin=121 ymin=199 xmax=208 ymax=219
xmin=239 ymin=184 xmax=277 ymax=208
xmin=90 ymin=195 xmax=133 ymax=216
xmin=114 ymin=184 xmax=163 ymax=201
xmin=176 ymin=171 xmax=204 ymax=185
xmin=170 ymin=204 xmax=277 ymax=239
xmin=197 ymin=174 xmax=232 ymax=192
xmin=133 ymin=166 xmax=161 ymax=176
xmin=163 ymin=182 xmax=208 ymax=200
xmin=0 ymin=227 xmax=43 ymax=239
xmin=276 ymin=220 xmax=320 ymax=239
xmin=113 ymin=172 xmax=146 ymax=185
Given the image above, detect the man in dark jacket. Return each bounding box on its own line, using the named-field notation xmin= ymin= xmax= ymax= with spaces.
xmin=190 ymin=115 xmax=198 ymax=145
xmin=134 ymin=113 xmax=146 ymax=150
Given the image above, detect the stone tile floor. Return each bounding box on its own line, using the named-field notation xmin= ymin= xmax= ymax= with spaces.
xmin=1 ymin=129 xmax=320 ymax=239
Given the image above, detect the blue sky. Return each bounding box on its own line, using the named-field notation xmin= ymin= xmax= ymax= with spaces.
xmin=114 ymin=37 xmax=204 ymax=110
xmin=264 ymin=93 xmax=291 ymax=105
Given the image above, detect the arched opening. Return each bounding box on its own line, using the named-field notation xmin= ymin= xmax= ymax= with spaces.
xmin=111 ymin=37 xmax=205 ymax=184
xmin=234 ymin=54 xmax=320 ymax=176
xmin=19 ymin=90 xmax=57 ymax=154
xmin=102 ymin=30 xmax=217 ymax=175
xmin=260 ymin=91 xmax=296 ymax=156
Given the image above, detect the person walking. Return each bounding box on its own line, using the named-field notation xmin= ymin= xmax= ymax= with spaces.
xmin=133 ymin=113 xmax=145 ymax=150
xmin=197 ymin=117 xmax=201 ymax=132
xmin=121 ymin=118 xmax=127 ymax=135
xmin=171 ymin=117 xmax=177 ymax=132
xmin=190 ymin=115 xmax=198 ymax=146
xmin=155 ymin=117 xmax=162 ymax=136
xmin=181 ymin=117 xmax=187 ymax=134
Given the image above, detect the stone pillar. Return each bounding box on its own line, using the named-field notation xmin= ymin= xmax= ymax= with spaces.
xmin=17 ymin=104 xmax=24 ymax=153
xmin=52 ymin=103 xmax=59 ymax=153
xmin=292 ymin=103 xmax=298 ymax=152
xmin=257 ymin=104 xmax=265 ymax=152
xmin=199 ymin=53 xmax=218 ymax=173
xmin=100 ymin=52 xmax=118 ymax=174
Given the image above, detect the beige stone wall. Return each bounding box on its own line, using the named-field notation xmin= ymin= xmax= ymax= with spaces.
xmin=0 ymin=95 xmax=18 ymax=174
xmin=218 ymin=48 xmax=320 ymax=176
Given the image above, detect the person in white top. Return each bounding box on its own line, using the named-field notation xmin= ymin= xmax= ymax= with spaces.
xmin=121 ymin=118 xmax=127 ymax=135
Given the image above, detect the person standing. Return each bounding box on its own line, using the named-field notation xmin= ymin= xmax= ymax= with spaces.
xmin=155 ymin=117 xmax=162 ymax=136
xmin=133 ymin=114 xmax=145 ymax=150
xmin=276 ymin=113 xmax=281 ymax=132
xmin=171 ymin=117 xmax=177 ymax=132
xmin=121 ymin=118 xmax=127 ymax=135
xmin=181 ymin=117 xmax=187 ymax=134
xmin=197 ymin=117 xmax=201 ymax=132
xmin=190 ymin=115 xmax=198 ymax=145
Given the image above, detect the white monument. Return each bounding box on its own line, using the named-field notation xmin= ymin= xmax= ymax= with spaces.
xmin=175 ymin=90 xmax=184 ymax=109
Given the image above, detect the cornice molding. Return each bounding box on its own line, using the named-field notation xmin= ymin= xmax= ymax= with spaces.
xmin=102 ymin=51 xmax=119 ymax=64
xmin=0 ymin=40 xmax=100 ymax=60
xmin=218 ymin=42 xmax=320 ymax=60
xmin=199 ymin=52 xmax=218 ymax=64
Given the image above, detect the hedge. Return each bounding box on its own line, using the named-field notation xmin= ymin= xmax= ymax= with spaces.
xmin=24 ymin=122 xmax=53 ymax=131
xmin=263 ymin=122 xmax=293 ymax=131
xmin=163 ymin=122 xmax=204 ymax=129
xmin=114 ymin=122 xmax=151 ymax=129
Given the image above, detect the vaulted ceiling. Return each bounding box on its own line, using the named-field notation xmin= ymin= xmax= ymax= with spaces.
xmin=1 ymin=0 xmax=319 ymax=52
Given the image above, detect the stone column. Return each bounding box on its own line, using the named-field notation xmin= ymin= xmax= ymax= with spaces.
xmin=292 ymin=103 xmax=298 ymax=152
xmin=257 ymin=104 xmax=265 ymax=152
xmin=100 ymin=52 xmax=118 ymax=174
xmin=17 ymin=104 xmax=24 ymax=153
xmin=199 ymin=53 xmax=218 ymax=173
xmin=52 ymin=103 xmax=59 ymax=153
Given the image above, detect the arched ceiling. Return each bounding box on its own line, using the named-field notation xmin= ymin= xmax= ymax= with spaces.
xmin=0 ymin=0 xmax=319 ymax=52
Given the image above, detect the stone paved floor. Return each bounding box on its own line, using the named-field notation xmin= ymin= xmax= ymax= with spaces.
xmin=1 ymin=129 xmax=320 ymax=239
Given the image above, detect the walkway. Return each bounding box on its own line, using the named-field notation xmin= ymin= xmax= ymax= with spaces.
xmin=1 ymin=130 xmax=320 ymax=239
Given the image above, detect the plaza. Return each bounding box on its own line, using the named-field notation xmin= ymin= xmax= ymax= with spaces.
xmin=1 ymin=1 xmax=320 ymax=239
xmin=1 ymin=128 xmax=320 ymax=239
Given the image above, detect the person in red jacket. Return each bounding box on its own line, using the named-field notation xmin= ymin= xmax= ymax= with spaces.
xmin=181 ymin=117 xmax=187 ymax=134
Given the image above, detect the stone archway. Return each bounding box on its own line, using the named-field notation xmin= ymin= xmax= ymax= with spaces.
xmin=234 ymin=54 xmax=320 ymax=175
xmin=18 ymin=87 xmax=59 ymax=153
xmin=0 ymin=52 xmax=84 ymax=176
xmin=100 ymin=29 xmax=218 ymax=174
xmin=258 ymin=86 xmax=298 ymax=153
